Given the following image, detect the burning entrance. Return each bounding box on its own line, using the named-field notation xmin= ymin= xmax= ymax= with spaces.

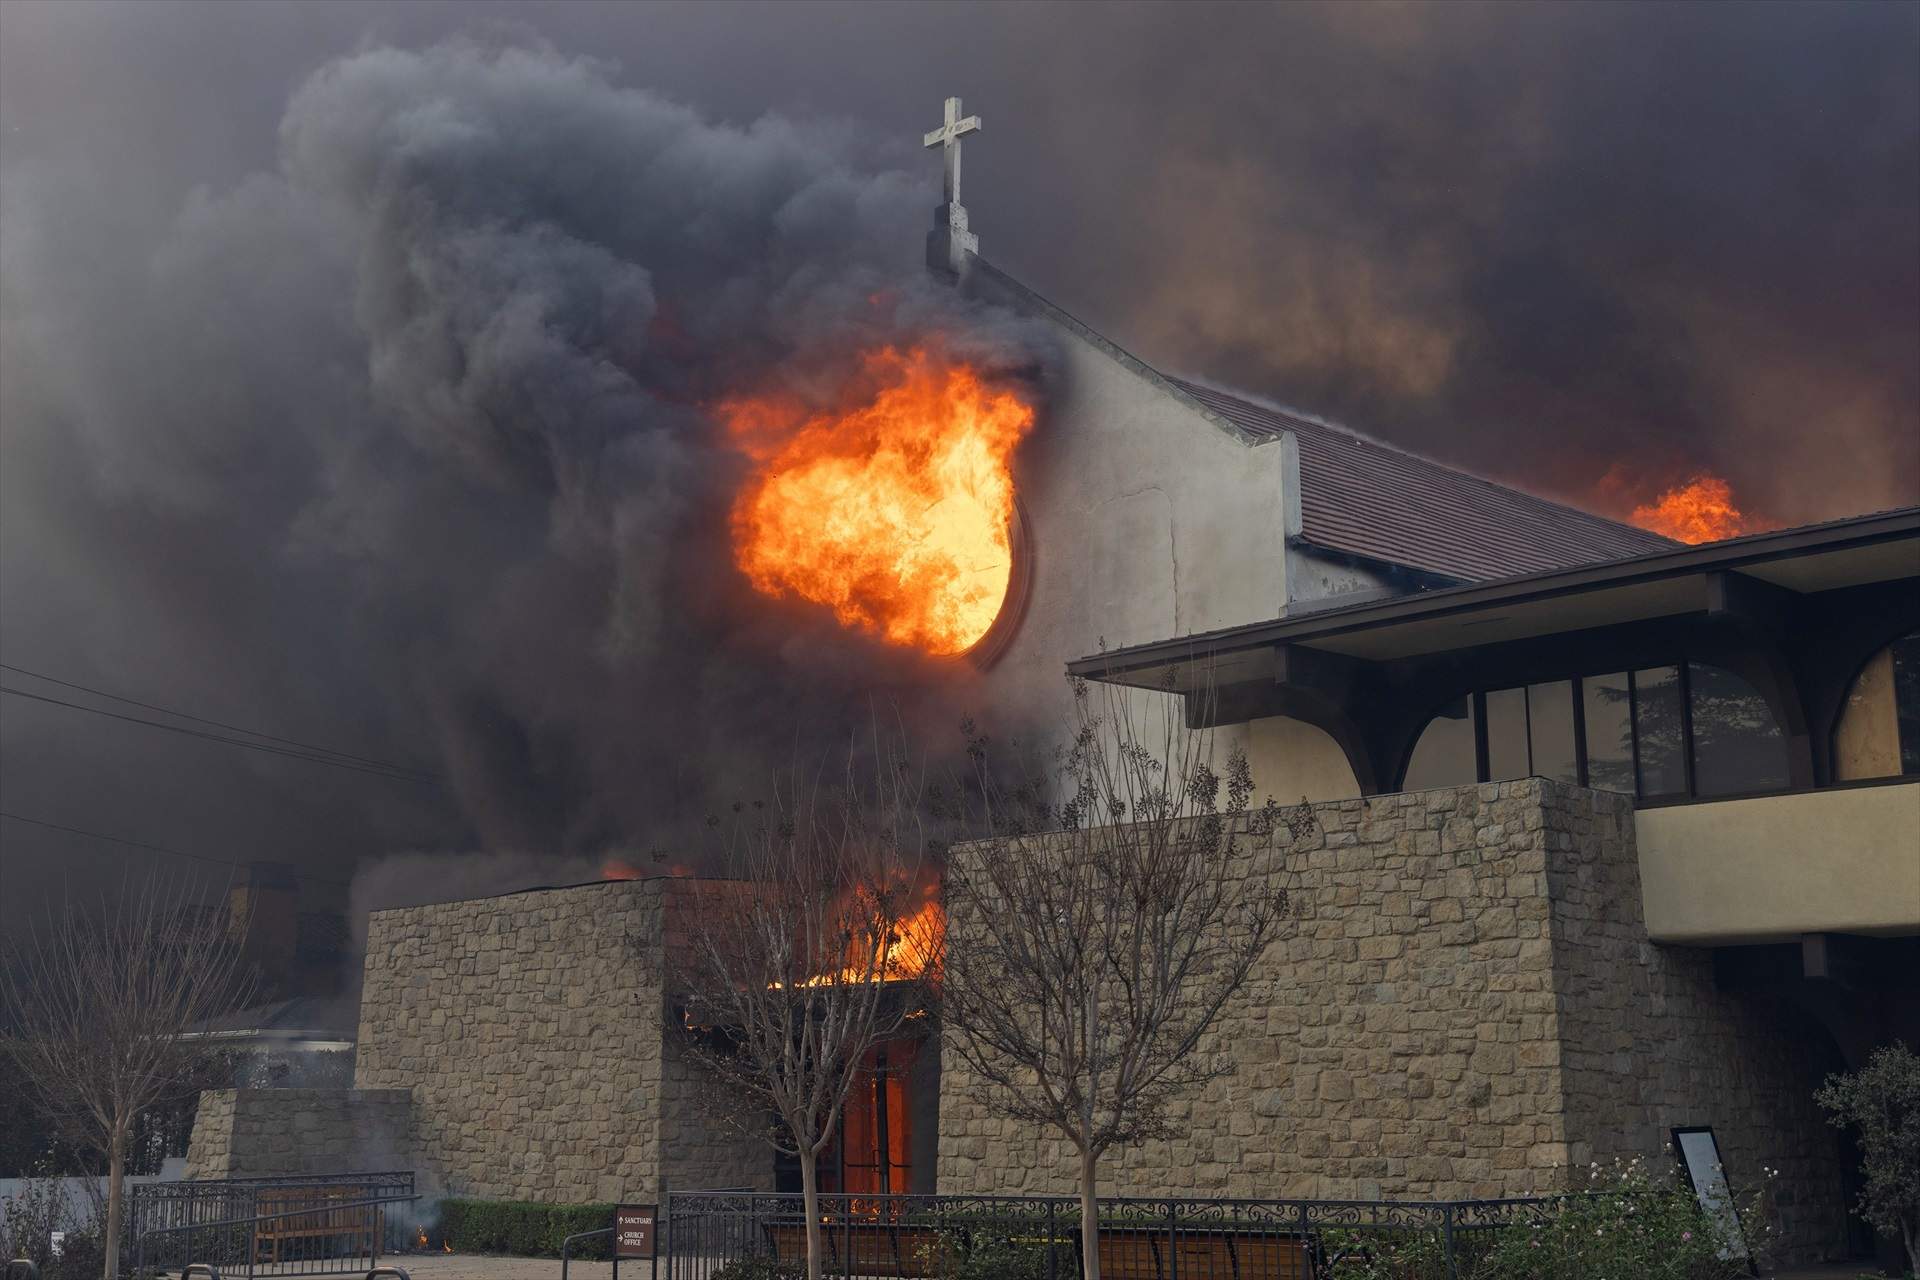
xmin=724 ymin=346 xmax=1036 ymax=656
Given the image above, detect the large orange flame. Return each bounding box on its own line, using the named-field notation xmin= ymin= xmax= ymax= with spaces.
xmin=788 ymin=898 xmax=944 ymax=988
xmin=1629 ymin=474 xmax=1753 ymax=544
xmin=723 ymin=347 xmax=1035 ymax=655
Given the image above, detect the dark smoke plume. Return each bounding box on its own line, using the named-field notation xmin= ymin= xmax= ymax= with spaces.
xmin=0 ymin=36 xmax=1049 ymax=912
xmin=2 ymin=2 xmax=1914 ymax=917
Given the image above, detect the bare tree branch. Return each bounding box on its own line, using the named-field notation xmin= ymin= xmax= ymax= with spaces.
xmin=1 ymin=876 xmax=255 ymax=1279
xmin=941 ymin=676 xmax=1312 ymax=1280
xmin=666 ymin=723 xmax=942 ymax=1280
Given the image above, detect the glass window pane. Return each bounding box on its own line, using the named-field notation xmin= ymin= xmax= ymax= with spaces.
xmin=1689 ymin=663 xmax=1790 ymax=797
xmin=1526 ymin=681 xmax=1579 ymax=784
xmin=1633 ymin=666 xmax=1687 ymax=797
xmin=1485 ymin=687 xmax=1530 ymax=781
xmin=1582 ymin=673 xmax=1635 ymax=794
xmin=1403 ymin=697 xmax=1477 ymax=791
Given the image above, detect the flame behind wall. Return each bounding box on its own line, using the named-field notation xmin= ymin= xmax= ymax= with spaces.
xmin=1629 ymin=474 xmax=1756 ymax=544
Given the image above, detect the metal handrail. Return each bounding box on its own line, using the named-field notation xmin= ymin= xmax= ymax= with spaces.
xmin=147 ymin=1171 xmax=411 ymax=1190
xmin=364 ymin=1270 xmax=412 ymax=1279
xmin=134 ymin=1192 xmax=419 ymax=1278
xmin=4 ymin=1260 xmax=42 ymax=1280
xmin=559 ymin=1226 xmax=615 ymax=1280
xmin=136 ymin=1194 xmax=420 ymax=1237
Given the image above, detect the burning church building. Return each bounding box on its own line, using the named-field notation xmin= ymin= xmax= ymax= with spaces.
xmin=184 ymin=90 xmax=1919 ymax=1267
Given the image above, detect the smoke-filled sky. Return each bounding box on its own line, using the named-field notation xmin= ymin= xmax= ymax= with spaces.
xmin=2 ymin=0 xmax=1916 ymax=914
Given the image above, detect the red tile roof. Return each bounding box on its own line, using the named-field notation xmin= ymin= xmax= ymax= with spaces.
xmin=1171 ymin=378 xmax=1678 ymax=581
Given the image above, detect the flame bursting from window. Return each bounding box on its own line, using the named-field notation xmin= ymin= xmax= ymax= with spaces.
xmin=722 ymin=347 xmax=1035 ymax=656
xmin=786 ymin=897 xmax=945 ymax=989
xmin=1629 ymin=474 xmax=1754 ymax=544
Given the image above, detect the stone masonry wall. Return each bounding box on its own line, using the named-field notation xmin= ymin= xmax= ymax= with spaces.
xmin=940 ymin=780 xmax=1574 ymax=1201
xmin=1542 ymin=784 xmax=1850 ymax=1260
xmin=184 ymin=1088 xmax=413 ymax=1178
xmin=937 ymin=779 xmax=1847 ymax=1261
xmin=656 ymin=882 xmax=783 ymax=1194
xmin=353 ymin=879 xmax=770 ymax=1203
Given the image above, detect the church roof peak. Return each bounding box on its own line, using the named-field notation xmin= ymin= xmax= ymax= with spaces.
xmin=1169 ymin=377 xmax=1677 ymax=582
xmin=954 ymin=250 xmax=1674 ymax=584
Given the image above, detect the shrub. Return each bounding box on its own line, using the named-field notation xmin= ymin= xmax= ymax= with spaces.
xmin=435 ymin=1199 xmax=616 ymax=1258
xmin=936 ymin=1229 xmax=1055 ymax=1280
xmin=1473 ymin=1156 xmax=1771 ymax=1280
xmin=1816 ymin=1041 xmax=1920 ymax=1274
xmin=710 ymin=1258 xmax=804 ymax=1280
xmin=1321 ymin=1226 xmax=1451 ymax=1279
xmin=1317 ymin=1157 xmax=1772 ymax=1280
xmin=0 ymin=1163 xmax=67 ymax=1267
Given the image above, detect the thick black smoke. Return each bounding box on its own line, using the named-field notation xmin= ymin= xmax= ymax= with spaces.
xmin=2 ymin=2 xmax=1915 ymax=917
xmin=0 ymin=35 xmax=1050 ymax=912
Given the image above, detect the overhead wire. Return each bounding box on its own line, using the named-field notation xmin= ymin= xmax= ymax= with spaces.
xmin=0 ymin=661 xmax=439 ymax=778
xmin=0 ymin=810 xmax=351 ymax=887
xmin=0 ymin=683 xmax=442 ymax=784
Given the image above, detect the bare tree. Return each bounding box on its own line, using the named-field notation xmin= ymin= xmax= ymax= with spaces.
xmin=941 ymin=678 xmax=1313 ymax=1280
xmin=669 ymin=732 xmax=942 ymax=1280
xmin=1 ymin=876 xmax=254 ymax=1278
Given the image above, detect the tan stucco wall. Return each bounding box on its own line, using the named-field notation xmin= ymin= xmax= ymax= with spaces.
xmin=1238 ymin=715 xmax=1362 ymax=803
xmin=951 ymin=305 xmax=1290 ymax=753
xmin=1636 ymin=781 xmax=1920 ymax=944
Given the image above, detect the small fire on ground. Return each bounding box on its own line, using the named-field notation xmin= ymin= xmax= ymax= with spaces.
xmin=723 ymin=346 xmax=1036 ymax=657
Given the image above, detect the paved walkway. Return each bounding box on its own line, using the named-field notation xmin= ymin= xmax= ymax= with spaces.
xmin=155 ymin=1254 xmax=1886 ymax=1279
xmin=373 ymin=1257 xmax=1890 ymax=1280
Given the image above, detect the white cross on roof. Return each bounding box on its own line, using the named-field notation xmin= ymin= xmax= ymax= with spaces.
xmin=923 ymin=96 xmax=981 ymax=207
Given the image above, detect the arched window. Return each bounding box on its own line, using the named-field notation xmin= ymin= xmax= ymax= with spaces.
xmin=1833 ymin=633 xmax=1920 ymax=781
xmin=1686 ymin=662 xmax=1790 ymax=796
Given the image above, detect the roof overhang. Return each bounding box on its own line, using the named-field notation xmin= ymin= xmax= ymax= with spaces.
xmin=1071 ymin=507 xmax=1920 ymax=690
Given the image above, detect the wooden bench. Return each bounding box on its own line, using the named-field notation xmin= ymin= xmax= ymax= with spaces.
xmin=764 ymin=1221 xmax=950 ymax=1276
xmin=252 ymin=1187 xmax=383 ymax=1265
xmin=1097 ymin=1228 xmax=1314 ymax=1280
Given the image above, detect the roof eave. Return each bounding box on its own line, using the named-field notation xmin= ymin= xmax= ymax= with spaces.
xmin=1069 ymin=506 xmax=1920 ymax=683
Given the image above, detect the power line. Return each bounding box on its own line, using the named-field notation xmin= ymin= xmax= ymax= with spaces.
xmin=0 ymin=662 xmax=439 ymax=777
xmin=0 ymin=811 xmax=350 ymax=887
xmin=1 ymin=685 xmax=441 ymax=785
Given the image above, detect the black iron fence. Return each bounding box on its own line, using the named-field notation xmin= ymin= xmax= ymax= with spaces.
xmin=130 ymin=1172 xmax=416 ymax=1278
xmin=661 ymin=1189 xmax=1557 ymax=1280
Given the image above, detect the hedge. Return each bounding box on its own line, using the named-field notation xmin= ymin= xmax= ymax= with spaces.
xmin=436 ymin=1199 xmax=616 ymax=1259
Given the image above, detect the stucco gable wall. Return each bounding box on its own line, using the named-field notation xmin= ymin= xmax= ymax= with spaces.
xmin=972 ymin=308 xmax=1288 ymax=747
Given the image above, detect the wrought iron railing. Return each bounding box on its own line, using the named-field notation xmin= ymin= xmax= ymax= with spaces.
xmin=661 ymin=1189 xmax=1561 ymax=1279
xmin=130 ymin=1172 xmax=416 ymax=1278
